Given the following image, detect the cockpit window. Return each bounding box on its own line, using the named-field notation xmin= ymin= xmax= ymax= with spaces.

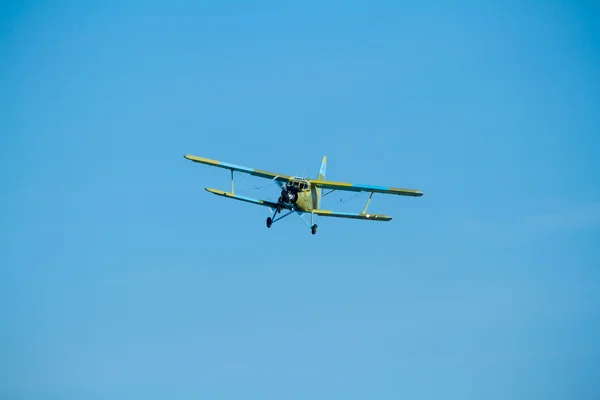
xmin=290 ymin=180 xmax=309 ymax=190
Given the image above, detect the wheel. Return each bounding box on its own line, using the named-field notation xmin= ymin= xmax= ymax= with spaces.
xmin=266 ymin=217 xmax=272 ymax=228
xmin=311 ymin=224 xmax=318 ymax=235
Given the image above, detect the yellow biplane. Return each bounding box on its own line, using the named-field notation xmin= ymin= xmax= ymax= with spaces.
xmin=184 ymin=154 xmax=423 ymax=234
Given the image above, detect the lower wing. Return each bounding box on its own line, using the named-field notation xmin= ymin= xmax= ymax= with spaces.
xmin=205 ymin=188 xmax=292 ymax=211
xmin=312 ymin=209 xmax=392 ymax=221
xmin=205 ymin=188 xmax=390 ymax=221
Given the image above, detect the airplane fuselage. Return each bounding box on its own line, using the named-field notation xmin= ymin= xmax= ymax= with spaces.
xmin=295 ymin=189 xmax=315 ymax=212
xmin=279 ymin=178 xmax=319 ymax=212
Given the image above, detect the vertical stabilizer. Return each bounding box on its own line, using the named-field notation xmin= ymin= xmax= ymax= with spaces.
xmin=318 ymin=156 xmax=327 ymax=180
xmin=315 ymin=156 xmax=327 ymax=209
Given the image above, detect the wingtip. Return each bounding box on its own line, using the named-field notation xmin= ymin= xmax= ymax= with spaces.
xmin=184 ymin=154 xmax=203 ymax=162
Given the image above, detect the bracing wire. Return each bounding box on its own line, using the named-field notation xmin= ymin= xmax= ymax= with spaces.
xmin=238 ymin=173 xmax=276 ymax=202
xmin=338 ymin=191 xmax=368 ymax=203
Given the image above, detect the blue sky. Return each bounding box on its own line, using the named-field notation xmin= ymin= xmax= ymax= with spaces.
xmin=1 ymin=1 xmax=599 ymax=398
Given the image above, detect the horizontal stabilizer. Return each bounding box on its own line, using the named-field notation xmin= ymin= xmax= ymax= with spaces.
xmin=312 ymin=209 xmax=392 ymax=221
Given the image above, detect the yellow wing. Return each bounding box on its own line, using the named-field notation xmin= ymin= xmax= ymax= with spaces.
xmin=309 ymin=179 xmax=423 ymax=197
xmin=184 ymin=154 xmax=291 ymax=183
xmin=312 ymin=209 xmax=392 ymax=221
xmin=185 ymin=154 xmax=423 ymax=197
xmin=204 ymin=188 xmax=293 ymax=210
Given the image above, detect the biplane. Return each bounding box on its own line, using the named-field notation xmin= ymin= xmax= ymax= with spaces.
xmin=184 ymin=154 xmax=423 ymax=234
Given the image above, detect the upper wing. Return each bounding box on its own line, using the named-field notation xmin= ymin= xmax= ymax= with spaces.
xmin=309 ymin=179 xmax=423 ymax=197
xmin=184 ymin=154 xmax=291 ymax=183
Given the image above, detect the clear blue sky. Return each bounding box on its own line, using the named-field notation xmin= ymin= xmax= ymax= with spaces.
xmin=2 ymin=1 xmax=599 ymax=399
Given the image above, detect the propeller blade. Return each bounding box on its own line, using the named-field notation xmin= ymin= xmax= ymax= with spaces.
xmin=273 ymin=176 xmax=284 ymax=188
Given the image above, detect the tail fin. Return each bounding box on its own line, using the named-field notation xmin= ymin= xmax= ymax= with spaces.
xmin=318 ymin=156 xmax=327 ymax=180
xmin=316 ymin=156 xmax=326 ymax=209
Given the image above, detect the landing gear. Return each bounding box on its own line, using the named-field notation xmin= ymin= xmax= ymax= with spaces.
xmin=266 ymin=209 xmax=318 ymax=235
xmin=266 ymin=207 xmax=295 ymax=229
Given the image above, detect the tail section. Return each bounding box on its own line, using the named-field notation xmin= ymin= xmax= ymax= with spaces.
xmin=318 ymin=156 xmax=327 ymax=180
xmin=315 ymin=156 xmax=327 ymax=209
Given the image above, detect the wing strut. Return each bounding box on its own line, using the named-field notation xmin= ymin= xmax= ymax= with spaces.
xmin=362 ymin=191 xmax=375 ymax=214
xmin=231 ymin=170 xmax=235 ymax=194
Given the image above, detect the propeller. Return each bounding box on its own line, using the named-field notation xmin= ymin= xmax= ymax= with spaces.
xmin=273 ymin=176 xmax=284 ymax=188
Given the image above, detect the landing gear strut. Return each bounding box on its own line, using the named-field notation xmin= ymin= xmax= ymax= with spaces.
xmin=266 ymin=206 xmax=295 ymax=229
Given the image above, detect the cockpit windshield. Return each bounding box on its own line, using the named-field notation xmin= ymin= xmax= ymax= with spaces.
xmin=289 ymin=179 xmax=309 ymax=191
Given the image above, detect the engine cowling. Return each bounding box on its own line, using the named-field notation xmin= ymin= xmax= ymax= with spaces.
xmin=279 ymin=186 xmax=299 ymax=204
